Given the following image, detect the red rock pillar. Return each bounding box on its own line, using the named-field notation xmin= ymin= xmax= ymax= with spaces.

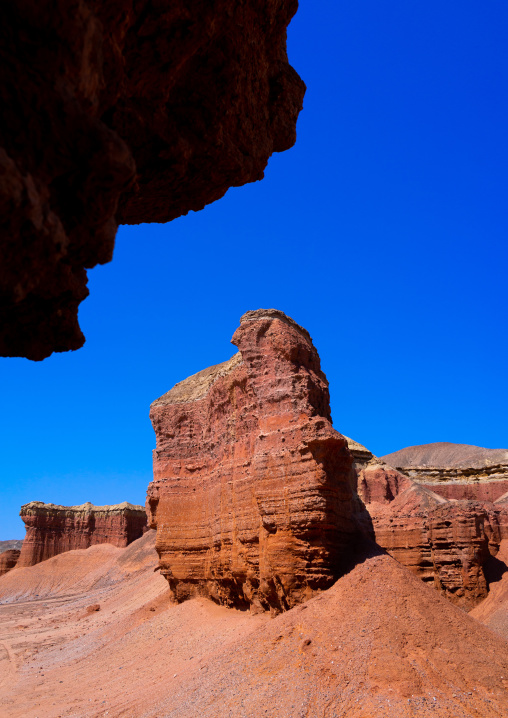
xmin=148 ymin=310 xmax=358 ymax=613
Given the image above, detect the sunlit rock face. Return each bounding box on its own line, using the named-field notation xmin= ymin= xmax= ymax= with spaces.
xmin=349 ymin=450 xmax=508 ymax=610
xmin=17 ymin=501 xmax=147 ymax=567
xmin=0 ymin=1 xmax=305 ymax=360
xmin=148 ymin=310 xmax=358 ymax=613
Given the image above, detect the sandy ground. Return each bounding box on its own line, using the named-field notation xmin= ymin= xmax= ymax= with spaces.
xmin=1 ymin=532 xmax=508 ymax=718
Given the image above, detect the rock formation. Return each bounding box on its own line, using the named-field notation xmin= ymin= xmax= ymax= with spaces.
xmin=0 ymin=549 xmax=20 ymax=577
xmin=148 ymin=309 xmax=358 ymax=613
xmin=347 ymin=443 xmax=508 ymax=609
xmin=381 ymin=442 xmax=508 ymax=502
xmin=16 ymin=501 xmax=147 ymax=567
xmin=1 ymin=1 xmax=305 ymax=361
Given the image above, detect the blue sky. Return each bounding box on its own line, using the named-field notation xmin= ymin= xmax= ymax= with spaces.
xmin=1 ymin=1 xmax=507 ymax=538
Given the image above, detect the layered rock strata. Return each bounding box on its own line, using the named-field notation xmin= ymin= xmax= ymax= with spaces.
xmin=17 ymin=501 xmax=147 ymax=567
xmin=381 ymin=442 xmax=508 ymax=502
xmin=1 ymin=0 xmax=305 ymax=360
xmin=350 ymin=450 xmax=508 ymax=609
xmin=148 ymin=309 xmax=358 ymax=613
xmin=0 ymin=549 xmax=21 ymax=577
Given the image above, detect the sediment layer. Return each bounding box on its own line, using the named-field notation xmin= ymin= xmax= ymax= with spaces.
xmin=148 ymin=309 xmax=358 ymax=612
xmin=17 ymin=501 xmax=147 ymax=567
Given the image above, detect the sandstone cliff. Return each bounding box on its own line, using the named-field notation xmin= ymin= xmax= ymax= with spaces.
xmin=0 ymin=549 xmax=21 ymax=577
xmin=380 ymin=442 xmax=508 ymax=502
xmin=17 ymin=501 xmax=147 ymax=567
xmin=148 ymin=309 xmax=358 ymax=613
xmin=349 ymin=446 xmax=508 ymax=609
xmin=1 ymin=1 xmax=305 ymax=361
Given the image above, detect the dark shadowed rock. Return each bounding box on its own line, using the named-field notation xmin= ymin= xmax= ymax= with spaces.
xmin=0 ymin=1 xmax=304 ymax=360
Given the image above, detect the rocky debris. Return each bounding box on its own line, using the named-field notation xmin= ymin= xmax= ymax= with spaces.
xmin=0 ymin=0 xmax=305 ymax=361
xmin=0 ymin=550 xmax=20 ymax=577
xmin=348 ymin=445 xmax=508 ymax=609
xmin=16 ymin=501 xmax=147 ymax=567
xmin=381 ymin=442 xmax=508 ymax=502
xmin=148 ymin=309 xmax=358 ymax=613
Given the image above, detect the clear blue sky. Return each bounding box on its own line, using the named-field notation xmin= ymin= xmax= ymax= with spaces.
xmin=1 ymin=1 xmax=507 ymax=539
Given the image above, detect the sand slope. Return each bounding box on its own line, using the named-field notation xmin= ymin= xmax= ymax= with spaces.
xmin=1 ymin=534 xmax=507 ymax=717
xmin=471 ymin=540 xmax=508 ymax=641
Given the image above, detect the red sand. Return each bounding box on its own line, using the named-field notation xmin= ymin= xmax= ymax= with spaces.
xmin=1 ymin=532 xmax=507 ymax=717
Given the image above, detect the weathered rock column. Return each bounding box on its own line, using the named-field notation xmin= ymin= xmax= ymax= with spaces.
xmin=148 ymin=309 xmax=358 ymax=613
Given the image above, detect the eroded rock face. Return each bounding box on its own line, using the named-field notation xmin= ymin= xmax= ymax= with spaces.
xmin=148 ymin=309 xmax=358 ymax=613
xmin=17 ymin=501 xmax=147 ymax=567
xmin=0 ymin=549 xmax=21 ymax=577
xmin=1 ymin=1 xmax=305 ymax=360
xmin=380 ymin=442 xmax=508 ymax=502
xmin=349 ymin=449 xmax=508 ymax=609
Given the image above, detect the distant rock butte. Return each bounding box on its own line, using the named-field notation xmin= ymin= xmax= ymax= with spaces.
xmin=380 ymin=442 xmax=508 ymax=502
xmin=16 ymin=501 xmax=147 ymax=568
xmin=0 ymin=549 xmax=21 ymax=577
xmin=0 ymin=539 xmax=23 ymax=553
xmin=346 ymin=440 xmax=508 ymax=609
xmin=148 ymin=309 xmax=358 ymax=613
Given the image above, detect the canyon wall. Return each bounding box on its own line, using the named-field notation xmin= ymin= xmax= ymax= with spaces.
xmin=380 ymin=442 xmax=508 ymax=502
xmin=351 ymin=452 xmax=508 ymax=609
xmin=1 ymin=1 xmax=305 ymax=360
xmin=17 ymin=501 xmax=147 ymax=567
xmin=148 ymin=309 xmax=358 ymax=613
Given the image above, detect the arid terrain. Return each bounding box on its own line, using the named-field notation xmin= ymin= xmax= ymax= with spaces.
xmin=1 ymin=530 xmax=508 ymax=718
xmin=2 ymin=310 xmax=508 ymax=717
